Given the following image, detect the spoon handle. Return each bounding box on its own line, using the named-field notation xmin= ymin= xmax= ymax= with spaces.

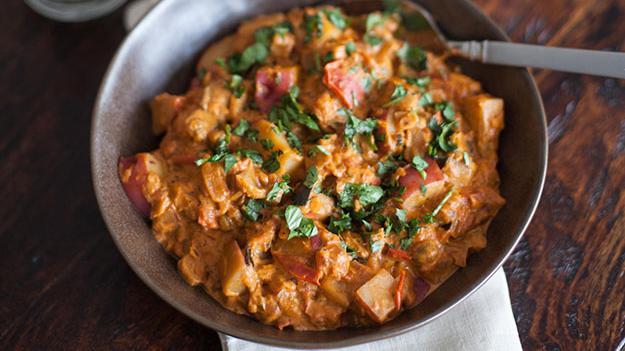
xmin=448 ymin=40 xmax=625 ymax=79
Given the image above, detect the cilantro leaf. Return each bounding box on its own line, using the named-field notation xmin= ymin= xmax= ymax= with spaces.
xmin=304 ymin=166 xmax=318 ymax=188
xmin=345 ymin=41 xmax=356 ymax=55
xmin=304 ymin=12 xmax=323 ymax=43
xmin=239 ymin=149 xmax=263 ymax=164
xmin=411 ymin=155 xmax=429 ymax=179
xmin=262 ymin=151 xmax=282 ymax=173
xmin=338 ymin=183 xmax=384 ymax=209
xmin=322 ymin=8 xmax=347 ymax=29
xmin=365 ymin=13 xmax=386 ymax=32
xmin=243 ymin=199 xmax=265 ymax=221
xmin=377 ymin=157 xmax=399 ymax=176
xmin=285 ymin=205 xmax=318 ymax=239
xmin=383 ymin=84 xmax=407 ymax=107
xmin=405 ymin=76 xmax=431 ymax=88
xmin=328 ymin=212 xmax=352 ymax=234
xmin=340 ymin=108 xmax=377 ymax=145
xmin=266 ymin=175 xmax=291 ymax=201
xmin=228 ymin=74 xmax=245 ymax=98
xmin=364 ymin=34 xmax=383 ymax=46
xmin=260 ymin=139 xmax=274 ymax=150
xmin=232 ymin=120 xmax=250 ymax=136
xmin=227 ymin=42 xmax=268 ymax=74
xmin=285 ymin=205 xmax=303 ymax=230
xmin=397 ymin=42 xmax=427 ymax=71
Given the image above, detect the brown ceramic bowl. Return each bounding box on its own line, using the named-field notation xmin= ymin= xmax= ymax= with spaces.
xmin=91 ymin=0 xmax=547 ymax=348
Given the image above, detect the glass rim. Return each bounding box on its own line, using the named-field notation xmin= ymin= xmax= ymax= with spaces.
xmin=24 ymin=0 xmax=127 ymax=22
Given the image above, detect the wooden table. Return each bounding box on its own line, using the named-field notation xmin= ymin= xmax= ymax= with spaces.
xmin=1 ymin=0 xmax=624 ymax=349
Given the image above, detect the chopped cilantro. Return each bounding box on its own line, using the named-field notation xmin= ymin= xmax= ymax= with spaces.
xmin=338 ymin=183 xmax=384 ymax=209
xmin=227 ymin=42 xmax=268 ymax=74
xmin=418 ymin=92 xmax=434 ymax=107
xmin=432 ymin=189 xmax=453 ymax=217
xmin=269 ymin=87 xmax=320 ymax=133
xmin=262 ymin=151 xmax=282 ymax=173
xmin=215 ymin=58 xmax=226 ymax=69
xmin=405 ymin=76 xmax=431 ymax=88
xmin=304 ymin=12 xmax=323 ymax=43
xmin=377 ymin=157 xmax=399 ymax=176
xmin=228 ymin=74 xmax=245 ymax=98
xmin=304 ymin=166 xmax=318 ymax=188
xmin=345 ymin=41 xmax=356 ymax=55
xmin=266 ymin=175 xmax=291 ymax=201
xmin=260 ymin=139 xmax=274 ymax=150
xmin=411 ymin=155 xmax=429 ymax=179
xmin=340 ymin=240 xmax=358 ymax=258
xmin=285 ymin=205 xmax=318 ymax=239
xmin=328 ymin=212 xmax=352 ymax=234
xmin=435 ymin=101 xmax=456 ymax=121
xmin=242 ymin=199 xmax=265 ymax=221
xmin=340 ymin=108 xmax=377 ymax=146
xmin=397 ymin=42 xmax=427 ymax=71
xmin=309 ymin=145 xmax=331 ymax=156
xmin=239 ymin=149 xmax=263 ymax=164
xmin=195 ymin=136 xmax=238 ymax=172
xmin=366 ymin=13 xmax=386 ymax=32
xmin=322 ymin=8 xmax=347 ymax=29
xmin=364 ymin=34 xmax=383 ymax=46
xmin=383 ymin=84 xmax=407 ymax=107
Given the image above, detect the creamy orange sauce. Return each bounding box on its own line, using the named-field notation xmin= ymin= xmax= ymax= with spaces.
xmin=119 ymin=5 xmax=505 ymax=330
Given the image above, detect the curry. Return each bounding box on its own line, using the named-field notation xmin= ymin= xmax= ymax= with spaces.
xmin=118 ymin=4 xmax=505 ymax=330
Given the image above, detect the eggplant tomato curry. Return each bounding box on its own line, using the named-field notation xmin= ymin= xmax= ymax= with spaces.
xmin=118 ymin=4 xmax=505 ymax=330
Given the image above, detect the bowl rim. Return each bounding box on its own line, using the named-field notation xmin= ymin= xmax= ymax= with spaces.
xmin=91 ymin=0 xmax=548 ymax=348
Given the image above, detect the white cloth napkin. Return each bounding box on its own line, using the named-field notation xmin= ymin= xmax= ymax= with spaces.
xmin=124 ymin=3 xmax=522 ymax=350
xmin=219 ymin=268 xmax=522 ymax=351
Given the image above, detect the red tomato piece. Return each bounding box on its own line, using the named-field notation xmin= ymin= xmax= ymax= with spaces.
xmin=273 ymin=253 xmax=320 ymax=285
xmin=323 ymin=60 xmax=365 ymax=109
xmin=255 ymin=66 xmax=297 ymax=113
xmin=309 ymin=235 xmax=323 ymax=251
xmin=386 ymin=247 xmax=412 ymax=261
xmin=399 ymin=158 xmax=444 ymax=199
xmin=394 ymin=270 xmax=407 ymax=310
xmin=118 ymin=156 xmax=150 ymax=217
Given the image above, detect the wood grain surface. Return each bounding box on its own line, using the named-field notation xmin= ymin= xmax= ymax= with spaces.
xmin=1 ymin=0 xmax=624 ymax=350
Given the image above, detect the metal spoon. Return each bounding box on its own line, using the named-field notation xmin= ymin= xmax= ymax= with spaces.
xmin=409 ymin=1 xmax=625 ymax=78
xmin=338 ymin=0 xmax=625 ymax=79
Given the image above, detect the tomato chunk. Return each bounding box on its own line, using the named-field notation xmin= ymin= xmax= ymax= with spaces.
xmin=255 ymin=66 xmax=297 ymax=113
xmin=273 ymin=253 xmax=320 ymax=285
xmin=323 ymin=60 xmax=365 ymax=109
xmin=399 ymin=158 xmax=444 ymax=199
xmin=118 ymin=156 xmax=150 ymax=217
xmin=386 ymin=246 xmax=411 ymax=261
